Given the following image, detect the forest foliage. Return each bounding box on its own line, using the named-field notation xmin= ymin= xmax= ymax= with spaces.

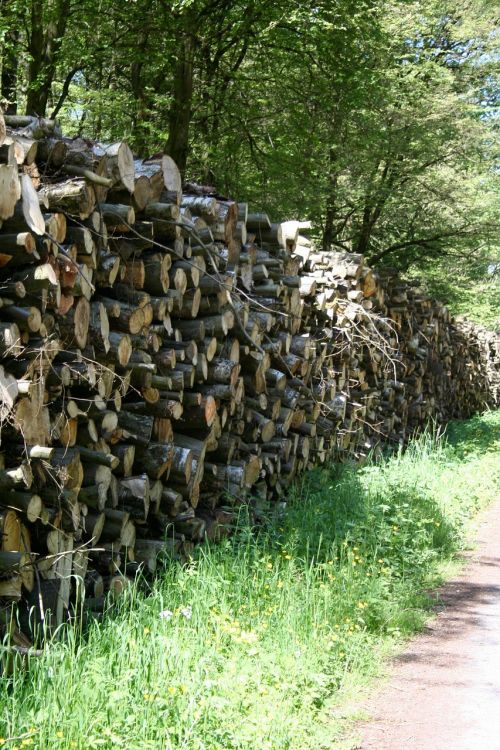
xmin=0 ymin=0 xmax=498 ymax=293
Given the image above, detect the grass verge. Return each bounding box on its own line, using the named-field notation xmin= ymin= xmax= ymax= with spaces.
xmin=1 ymin=411 xmax=499 ymax=750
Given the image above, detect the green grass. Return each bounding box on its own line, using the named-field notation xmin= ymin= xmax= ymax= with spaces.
xmin=1 ymin=411 xmax=499 ymax=750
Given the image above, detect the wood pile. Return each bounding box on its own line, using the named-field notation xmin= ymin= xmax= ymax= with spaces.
xmin=0 ymin=110 xmax=498 ymax=635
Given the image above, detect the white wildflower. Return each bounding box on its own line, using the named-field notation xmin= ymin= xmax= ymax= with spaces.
xmin=180 ymin=606 xmax=192 ymax=620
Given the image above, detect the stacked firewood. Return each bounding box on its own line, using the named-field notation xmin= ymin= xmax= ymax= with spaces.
xmin=0 ymin=110 xmax=498 ymax=634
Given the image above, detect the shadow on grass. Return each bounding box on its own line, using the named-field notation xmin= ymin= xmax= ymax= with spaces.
xmin=444 ymin=411 xmax=499 ymax=455
xmin=273 ymin=464 xmax=458 ymax=566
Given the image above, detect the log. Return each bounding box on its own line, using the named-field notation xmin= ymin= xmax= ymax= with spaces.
xmin=36 ymin=137 xmax=69 ymax=168
xmin=21 ymin=174 xmax=45 ymax=235
xmin=143 ymin=252 xmax=172 ymax=295
xmin=110 ymin=444 xmax=136 ymax=477
xmin=143 ymin=154 xmax=182 ymax=204
xmin=58 ymin=296 xmax=90 ymax=348
xmin=0 ymin=165 xmax=21 ymax=221
xmin=0 ymin=509 xmax=21 ymax=550
xmin=144 ymin=202 xmax=180 ymax=222
xmin=78 ymin=446 xmax=120 ymax=470
xmin=5 ymin=491 xmax=43 ymax=523
xmin=117 ymin=475 xmax=150 ymax=520
xmin=0 ymin=321 xmax=21 ymax=356
xmin=5 ymin=134 xmax=37 ymax=165
xmin=3 ymin=115 xmax=59 ymax=134
xmin=50 ymin=448 xmax=83 ymax=491
xmin=181 ymin=195 xmax=218 ymax=219
xmin=2 ymin=304 xmax=41 ymax=332
xmin=39 ymin=179 xmax=96 ymax=219
xmin=99 ymin=203 xmax=135 ymax=227
xmin=0 ymin=143 xmax=13 ymax=167
xmin=0 ymin=364 xmax=19 ymax=418
xmin=14 ymin=388 xmax=51 ymax=446
xmin=93 ymin=141 xmax=135 ymax=193
xmin=117 ymin=411 xmax=154 ymax=445
xmin=84 ymin=512 xmax=106 ymax=544
xmin=135 ymin=441 xmax=174 ymax=480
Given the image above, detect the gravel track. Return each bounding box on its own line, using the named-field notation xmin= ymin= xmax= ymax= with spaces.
xmin=355 ymin=500 xmax=500 ymax=750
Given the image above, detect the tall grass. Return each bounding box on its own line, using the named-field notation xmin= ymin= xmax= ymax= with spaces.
xmin=1 ymin=411 xmax=499 ymax=750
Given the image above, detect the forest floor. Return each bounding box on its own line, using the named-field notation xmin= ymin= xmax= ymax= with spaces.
xmin=345 ymin=495 xmax=500 ymax=750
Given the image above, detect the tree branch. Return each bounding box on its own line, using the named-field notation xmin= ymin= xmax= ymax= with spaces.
xmin=50 ymin=67 xmax=82 ymax=120
xmin=368 ymin=228 xmax=480 ymax=264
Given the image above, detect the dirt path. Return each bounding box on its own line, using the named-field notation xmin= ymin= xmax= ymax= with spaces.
xmin=353 ymin=499 xmax=500 ymax=750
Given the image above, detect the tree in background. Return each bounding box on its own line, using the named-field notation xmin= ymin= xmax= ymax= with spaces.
xmin=0 ymin=0 xmax=498 ymax=296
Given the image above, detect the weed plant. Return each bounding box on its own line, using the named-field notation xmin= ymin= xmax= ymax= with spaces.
xmin=1 ymin=411 xmax=499 ymax=749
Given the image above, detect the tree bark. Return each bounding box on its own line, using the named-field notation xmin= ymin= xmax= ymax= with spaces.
xmin=166 ymin=32 xmax=195 ymax=177
xmin=25 ymin=0 xmax=72 ymax=116
xmin=0 ymin=22 xmax=19 ymax=114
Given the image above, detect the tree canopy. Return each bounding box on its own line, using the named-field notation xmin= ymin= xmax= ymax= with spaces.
xmin=1 ymin=0 xmax=498 ymax=273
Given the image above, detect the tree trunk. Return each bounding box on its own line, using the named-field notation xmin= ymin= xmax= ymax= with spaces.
xmin=166 ymin=33 xmax=195 ymax=177
xmin=355 ymin=160 xmax=395 ymax=256
xmin=0 ymin=24 xmax=19 ymax=114
xmin=322 ymin=147 xmax=339 ymax=251
xmin=25 ymin=0 xmax=71 ymax=117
